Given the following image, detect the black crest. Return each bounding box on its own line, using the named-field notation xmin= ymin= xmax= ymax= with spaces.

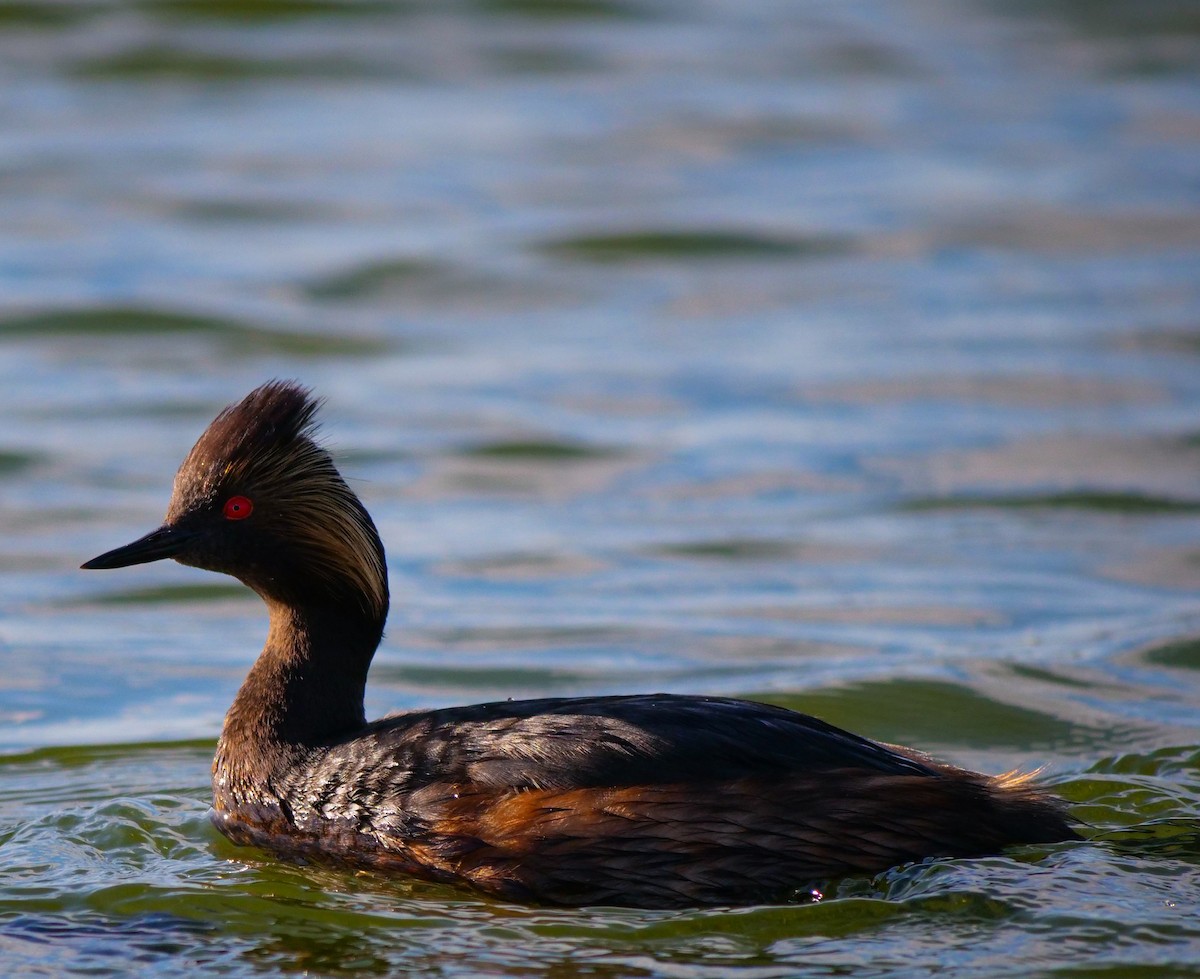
xmin=167 ymin=380 xmax=335 ymax=514
xmin=187 ymin=381 xmax=321 ymax=478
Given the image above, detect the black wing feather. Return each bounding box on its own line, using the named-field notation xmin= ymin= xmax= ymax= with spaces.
xmin=356 ymin=694 xmax=935 ymax=793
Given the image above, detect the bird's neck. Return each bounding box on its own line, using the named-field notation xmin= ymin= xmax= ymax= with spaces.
xmin=215 ymin=599 xmax=384 ymax=799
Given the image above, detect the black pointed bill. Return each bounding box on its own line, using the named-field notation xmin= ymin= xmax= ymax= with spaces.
xmin=81 ymin=524 xmax=196 ymax=570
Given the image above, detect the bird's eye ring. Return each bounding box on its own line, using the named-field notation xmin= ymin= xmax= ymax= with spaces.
xmin=223 ymin=496 xmax=253 ymax=521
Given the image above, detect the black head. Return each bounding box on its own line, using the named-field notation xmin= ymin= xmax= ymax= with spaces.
xmin=83 ymin=381 xmax=388 ymax=622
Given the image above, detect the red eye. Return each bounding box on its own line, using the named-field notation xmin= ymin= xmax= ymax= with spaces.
xmin=223 ymin=496 xmax=253 ymax=521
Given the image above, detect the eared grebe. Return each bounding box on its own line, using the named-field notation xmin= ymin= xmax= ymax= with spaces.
xmin=83 ymin=381 xmax=1077 ymax=907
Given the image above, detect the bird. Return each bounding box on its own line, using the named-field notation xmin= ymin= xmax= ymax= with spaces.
xmin=82 ymin=380 xmax=1078 ymax=908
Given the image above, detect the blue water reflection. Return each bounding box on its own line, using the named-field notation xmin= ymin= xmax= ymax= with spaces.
xmin=1 ymin=0 xmax=1199 ymax=975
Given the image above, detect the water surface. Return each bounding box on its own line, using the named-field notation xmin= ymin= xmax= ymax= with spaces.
xmin=2 ymin=0 xmax=1199 ymax=975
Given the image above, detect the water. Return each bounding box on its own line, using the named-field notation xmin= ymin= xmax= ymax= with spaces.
xmin=2 ymin=0 xmax=1199 ymax=974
